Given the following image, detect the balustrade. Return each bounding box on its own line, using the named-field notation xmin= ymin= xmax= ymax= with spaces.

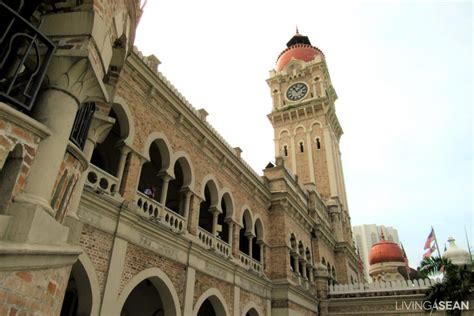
xmin=86 ymin=164 xmax=119 ymax=194
xmin=136 ymin=191 xmax=186 ymax=233
xmin=238 ymin=252 xmax=263 ymax=274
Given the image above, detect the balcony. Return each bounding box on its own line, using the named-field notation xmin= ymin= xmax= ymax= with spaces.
xmin=136 ymin=192 xmax=186 ymax=234
xmin=239 ymin=252 xmax=263 ymax=274
xmin=197 ymin=227 xmax=231 ymax=258
xmin=85 ymin=164 xmax=119 ymax=195
xmin=0 ymin=2 xmax=55 ymax=112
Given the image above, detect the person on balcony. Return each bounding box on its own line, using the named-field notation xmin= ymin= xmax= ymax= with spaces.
xmin=144 ymin=186 xmax=156 ymax=199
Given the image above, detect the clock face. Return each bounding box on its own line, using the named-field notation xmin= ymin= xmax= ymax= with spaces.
xmin=286 ymin=82 xmax=308 ymax=101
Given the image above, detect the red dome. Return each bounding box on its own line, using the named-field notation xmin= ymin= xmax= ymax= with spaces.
xmin=369 ymin=236 xmax=405 ymax=265
xmin=275 ymin=43 xmax=323 ymax=71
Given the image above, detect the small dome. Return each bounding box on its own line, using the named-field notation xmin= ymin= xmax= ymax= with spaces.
xmin=369 ymin=231 xmax=405 ymax=265
xmin=275 ymin=30 xmax=324 ymax=71
xmin=443 ymin=237 xmax=470 ymax=266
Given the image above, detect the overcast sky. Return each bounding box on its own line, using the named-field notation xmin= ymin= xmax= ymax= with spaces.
xmin=135 ymin=0 xmax=472 ymax=267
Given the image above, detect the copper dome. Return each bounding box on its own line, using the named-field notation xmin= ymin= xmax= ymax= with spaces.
xmin=368 ymin=232 xmax=405 ymax=265
xmin=275 ymin=30 xmax=324 ymax=71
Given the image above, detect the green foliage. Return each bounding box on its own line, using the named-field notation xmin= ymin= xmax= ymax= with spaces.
xmin=417 ymin=257 xmax=471 ymax=315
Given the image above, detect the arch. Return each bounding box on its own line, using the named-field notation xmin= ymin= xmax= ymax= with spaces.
xmin=298 ymin=241 xmax=305 ymax=256
xmin=239 ymin=208 xmax=254 ymax=255
xmin=310 ymin=120 xmax=323 ymax=131
xmin=60 ymin=254 xmax=100 ymax=316
xmin=219 ymin=189 xmax=235 ymax=220
xmin=142 ymin=132 xmax=172 ymax=170
xmin=199 ymin=178 xmax=220 ymax=233
xmin=199 ymin=174 xmax=220 ymax=201
xmin=242 ymin=302 xmax=263 ymax=316
xmin=239 ymin=206 xmax=254 ymax=230
xmin=293 ymin=124 xmax=306 ymax=135
xmin=278 ymin=129 xmax=291 ymax=139
xmin=254 ymin=217 xmax=264 ymax=243
xmin=117 ymin=267 xmax=181 ymax=316
xmin=289 ymin=233 xmax=297 ymax=250
xmin=110 ymin=100 xmax=134 ymax=146
xmin=193 ymin=288 xmax=229 ymax=316
xmin=217 ymin=190 xmax=234 ymax=243
xmin=166 ymin=154 xmax=194 ymax=215
xmin=169 ymin=152 xmax=195 ymax=191
xmin=77 ymin=254 xmax=101 ymax=316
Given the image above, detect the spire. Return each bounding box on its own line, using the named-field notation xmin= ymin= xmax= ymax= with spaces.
xmin=286 ymin=29 xmax=312 ymax=47
xmin=296 ymin=26 xmax=299 ymax=35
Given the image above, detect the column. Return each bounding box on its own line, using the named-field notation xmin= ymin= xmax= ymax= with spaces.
xmin=181 ymin=189 xmax=192 ymax=220
xmin=246 ymin=232 xmax=254 ymax=257
xmin=159 ymin=174 xmax=172 ymax=206
xmin=292 ymin=255 xmax=300 ymax=275
xmin=113 ymin=145 xmax=131 ymax=194
xmin=305 ymin=131 xmax=315 ymax=183
xmin=232 ymin=222 xmax=241 ymax=257
xmin=17 ymin=89 xmax=79 ymax=215
xmin=226 ymin=219 xmax=234 ymax=248
xmin=301 ymin=259 xmax=308 ymax=279
xmin=210 ymin=207 xmax=220 ymax=236
xmin=308 ymin=265 xmax=314 ymax=283
xmin=187 ymin=194 xmax=202 ymax=236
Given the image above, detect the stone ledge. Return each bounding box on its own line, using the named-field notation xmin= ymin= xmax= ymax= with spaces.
xmin=0 ymin=241 xmax=82 ymax=270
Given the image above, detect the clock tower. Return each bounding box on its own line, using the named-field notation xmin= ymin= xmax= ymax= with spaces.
xmin=267 ymin=30 xmax=353 ymax=246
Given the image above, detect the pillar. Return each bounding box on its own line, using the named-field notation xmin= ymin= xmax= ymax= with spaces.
xmin=301 ymin=259 xmax=308 ymax=279
xmin=17 ymin=89 xmax=79 ymax=215
xmin=187 ymin=194 xmax=202 ymax=236
xmin=181 ymin=189 xmax=192 ymax=220
xmin=292 ymin=255 xmax=300 ymax=275
xmin=113 ymin=145 xmax=131 ymax=194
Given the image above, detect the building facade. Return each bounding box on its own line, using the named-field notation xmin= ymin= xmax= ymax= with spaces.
xmin=353 ymin=224 xmax=400 ymax=282
xmin=1 ymin=1 xmax=457 ymax=316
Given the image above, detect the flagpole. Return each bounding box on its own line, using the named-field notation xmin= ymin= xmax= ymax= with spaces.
xmin=432 ymin=226 xmax=442 ymax=259
xmin=465 ymin=226 xmax=472 ymax=264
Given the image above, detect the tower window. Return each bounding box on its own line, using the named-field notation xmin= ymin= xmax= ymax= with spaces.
xmin=299 ymin=142 xmax=304 ymax=153
xmin=315 ymin=138 xmax=321 ymax=150
xmin=283 ymin=145 xmax=288 ymax=157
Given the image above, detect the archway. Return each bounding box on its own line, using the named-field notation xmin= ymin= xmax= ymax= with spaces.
xmin=166 ymin=156 xmax=192 ymax=215
xmin=194 ymin=289 xmax=228 ymax=316
xmin=245 ymin=307 xmax=259 ymax=316
xmin=217 ymin=192 xmax=233 ymax=243
xmin=239 ymin=209 xmax=253 ymax=255
xmin=117 ymin=268 xmax=180 ymax=316
xmin=60 ymin=259 xmax=94 ymax=316
xmin=138 ymin=139 xmax=170 ymax=202
xmin=198 ymin=180 xmax=218 ymax=233
xmin=252 ymin=218 xmax=264 ymax=262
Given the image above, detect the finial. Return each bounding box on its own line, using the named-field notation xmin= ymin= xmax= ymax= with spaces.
xmin=296 ymin=26 xmax=300 ymax=35
xmin=380 ymin=229 xmax=385 ymax=240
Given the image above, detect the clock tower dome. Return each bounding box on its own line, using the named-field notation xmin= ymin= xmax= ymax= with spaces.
xmin=267 ymin=30 xmax=353 ymax=245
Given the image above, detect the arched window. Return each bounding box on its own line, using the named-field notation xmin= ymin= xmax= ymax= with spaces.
xmin=252 ymin=218 xmax=264 ymax=262
xmin=165 ymin=157 xmax=192 ymax=216
xmin=138 ymin=139 xmax=171 ymax=204
xmin=290 ymin=234 xmax=297 ymax=271
xmin=239 ymin=210 xmax=252 ymax=255
xmin=217 ymin=193 xmax=233 ymax=243
xmin=299 ymin=141 xmax=304 ymax=153
xmin=315 ymin=138 xmax=321 ymax=150
xmin=283 ymin=145 xmax=288 ymax=157
xmin=198 ymin=181 xmax=218 ymax=233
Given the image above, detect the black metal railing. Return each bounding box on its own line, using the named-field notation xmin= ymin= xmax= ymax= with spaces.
xmin=0 ymin=1 xmax=55 ymax=111
xmin=70 ymin=102 xmax=96 ymax=150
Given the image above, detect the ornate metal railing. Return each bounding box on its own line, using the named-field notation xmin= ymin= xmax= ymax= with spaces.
xmin=70 ymin=102 xmax=95 ymax=149
xmin=0 ymin=1 xmax=55 ymax=111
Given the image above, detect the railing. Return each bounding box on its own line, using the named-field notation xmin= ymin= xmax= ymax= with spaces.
xmin=329 ymin=278 xmax=440 ymax=297
xmin=135 ymin=192 xmax=186 ymax=233
xmin=198 ymin=227 xmax=215 ymax=249
xmin=0 ymin=2 xmax=55 ymax=111
xmin=161 ymin=205 xmax=186 ymax=233
xmin=215 ymin=237 xmax=231 ymax=257
xmin=85 ymin=164 xmax=119 ymax=194
xmin=239 ymin=252 xmax=263 ymax=274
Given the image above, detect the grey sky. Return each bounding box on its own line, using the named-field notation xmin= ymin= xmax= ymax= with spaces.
xmin=135 ymin=0 xmax=472 ymax=267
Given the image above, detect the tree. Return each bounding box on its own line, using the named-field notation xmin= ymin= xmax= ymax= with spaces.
xmin=418 ymin=257 xmax=471 ymax=315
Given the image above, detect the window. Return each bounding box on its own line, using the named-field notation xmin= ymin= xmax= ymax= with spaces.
xmin=69 ymin=102 xmax=96 ymax=150
xmin=283 ymin=145 xmax=288 ymax=157
xmin=315 ymin=138 xmax=321 ymax=150
xmin=299 ymin=142 xmax=304 ymax=153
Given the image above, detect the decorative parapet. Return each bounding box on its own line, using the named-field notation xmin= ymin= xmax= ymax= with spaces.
xmin=131 ymin=46 xmax=264 ymax=184
xmin=329 ymin=278 xmax=441 ymax=298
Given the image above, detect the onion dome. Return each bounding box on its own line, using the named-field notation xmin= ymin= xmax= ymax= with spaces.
xmin=368 ymin=230 xmax=405 ymax=265
xmin=275 ymin=28 xmax=325 ymax=71
xmin=443 ymin=237 xmax=471 ymax=266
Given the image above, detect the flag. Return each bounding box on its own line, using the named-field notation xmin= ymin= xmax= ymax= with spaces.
xmin=423 ymin=243 xmax=437 ymax=258
xmin=424 ymin=228 xmax=435 ymax=250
